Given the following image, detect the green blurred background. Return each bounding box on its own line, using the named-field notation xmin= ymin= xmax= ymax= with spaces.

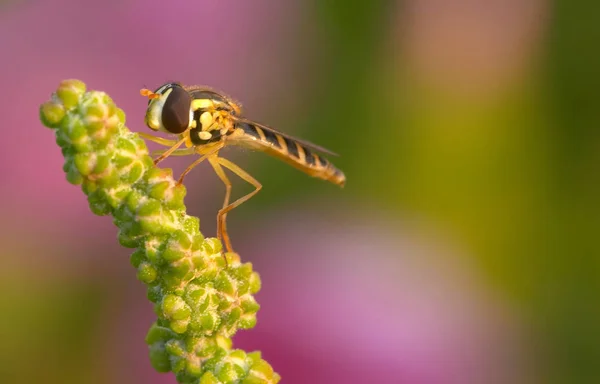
xmin=1 ymin=0 xmax=599 ymax=383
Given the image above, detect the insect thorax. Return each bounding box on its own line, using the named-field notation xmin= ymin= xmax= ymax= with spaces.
xmin=188 ymin=108 xmax=235 ymax=146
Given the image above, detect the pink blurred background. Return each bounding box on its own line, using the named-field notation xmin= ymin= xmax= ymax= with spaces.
xmin=2 ymin=0 xmax=598 ymax=383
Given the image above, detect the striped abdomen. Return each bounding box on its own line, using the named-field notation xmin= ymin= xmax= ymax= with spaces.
xmin=230 ymin=122 xmax=345 ymax=187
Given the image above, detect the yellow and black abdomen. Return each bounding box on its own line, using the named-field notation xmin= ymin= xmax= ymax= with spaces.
xmin=231 ymin=122 xmax=345 ymax=187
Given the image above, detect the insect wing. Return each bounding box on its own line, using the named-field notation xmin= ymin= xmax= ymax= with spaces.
xmin=233 ymin=117 xmax=340 ymax=157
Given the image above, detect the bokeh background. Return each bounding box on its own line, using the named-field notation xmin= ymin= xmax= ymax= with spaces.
xmin=1 ymin=0 xmax=598 ymax=383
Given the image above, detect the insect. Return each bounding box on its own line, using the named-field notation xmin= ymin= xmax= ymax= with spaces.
xmin=139 ymin=82 xmax=346 ymax=260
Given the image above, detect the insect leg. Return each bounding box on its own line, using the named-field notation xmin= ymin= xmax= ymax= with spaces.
xmin=151 ymin=147 xmax=196 ymax=158
xmin=207 ymin=157 xmax=234 ymax=258
xmin=137 ymin=132 xmax=178 ymax=146
xmin=208 ymin=157 xmax=263 ymax=257
xmin=176 ymin=143 xmax=224 ymax=185
xmin=176 ymin=150 xmax=221 ymax=186
xmin=153 ymin=136 xmax=188 ymax=165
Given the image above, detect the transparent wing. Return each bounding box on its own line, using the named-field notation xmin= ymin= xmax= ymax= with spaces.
xmin=233 ymin=117 xmax=340 ymax=157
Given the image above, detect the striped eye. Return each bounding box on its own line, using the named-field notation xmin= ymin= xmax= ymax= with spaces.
xmin=161 ymin=85 xmax=192 ymax=134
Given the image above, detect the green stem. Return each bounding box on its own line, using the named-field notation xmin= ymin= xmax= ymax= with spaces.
xmin=39 ymin=79 xmax=280 ymax=384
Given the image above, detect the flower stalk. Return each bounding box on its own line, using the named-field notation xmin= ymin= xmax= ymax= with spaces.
xmin=39 ymin=79 xmax=280 ymax=384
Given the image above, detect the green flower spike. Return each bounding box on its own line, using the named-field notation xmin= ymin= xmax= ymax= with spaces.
xmin=40 ymin=79 xmax=280 ymax=384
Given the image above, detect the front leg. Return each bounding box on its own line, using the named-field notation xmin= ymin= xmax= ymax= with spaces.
xmin=152 ymin=136 xmax=188 ymax=165
xmin=137 ymin=132 xmax=178 ymax=147
xmin=151 ymin=147 xmax=196 ymax=158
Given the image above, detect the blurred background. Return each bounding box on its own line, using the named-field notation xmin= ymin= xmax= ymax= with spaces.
xmin=1 ymin=0 xmax=598 ymax=383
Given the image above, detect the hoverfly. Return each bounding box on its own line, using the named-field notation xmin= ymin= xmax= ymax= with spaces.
xmin=139 ymin=82 xmax=345 ymax=259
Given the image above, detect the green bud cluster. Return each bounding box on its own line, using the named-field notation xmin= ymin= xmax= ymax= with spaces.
xmin=39 ymin=79 xmax=280 ymax=384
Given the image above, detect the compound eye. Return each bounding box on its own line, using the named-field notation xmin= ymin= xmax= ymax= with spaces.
xmin=161 ymin=86 xmax=191 ymax=134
